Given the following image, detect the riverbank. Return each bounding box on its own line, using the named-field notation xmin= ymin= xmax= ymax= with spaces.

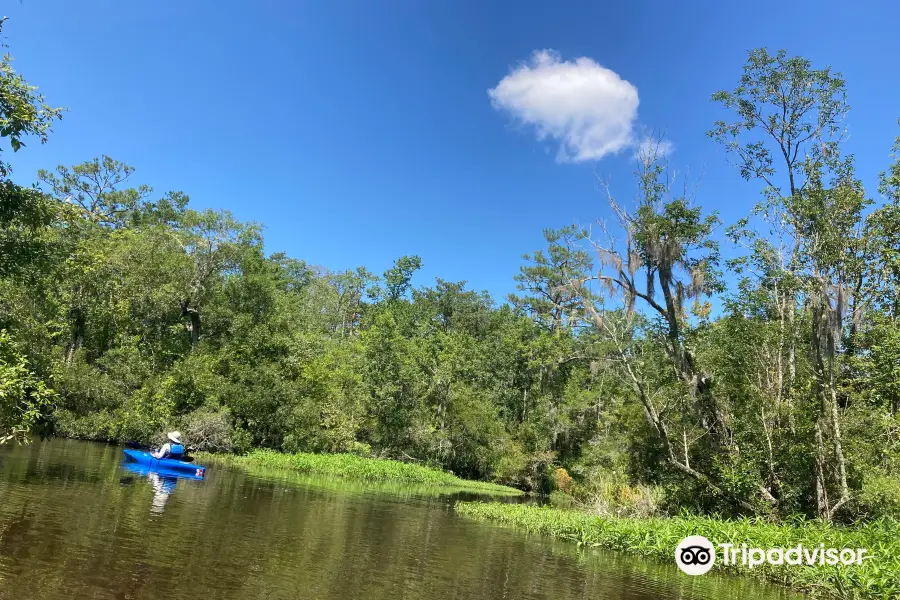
xmin=1 ymin=438 xmax=791 ymax=600
xmin=455 ymin=502 xmax=899 ymax=600
xmin=198 ymin=449 xmax=523 ymax=495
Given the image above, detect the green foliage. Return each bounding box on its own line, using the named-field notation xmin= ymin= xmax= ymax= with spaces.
xmin=854 ymin=474 xmax=900 ymax=521
xmin=37 ymin=156 xmax=153 ymax=225
xmin=880 ymin=125 xmax=900 ymax=203
xmin=200 ymin=448 xmax=522 ymax=494
xmin=382 ymin=255 xmax=422 ymax=301
xmin=457 ymin=501 xmax=900 ymax=599
xmin=0 ymin=18 xmax=63 ymax=278
xmin=709 ymin=47 xmax=848 ymax=195
xmin=0 ymin=17 xmax=64 ymax=176
xmin=563 ymin=469 xmax=663 ymax=519
xmin=0 ymin=329 xmax=55 ymax=442
xmin=509 ymin=225 xmax=592 ymax=331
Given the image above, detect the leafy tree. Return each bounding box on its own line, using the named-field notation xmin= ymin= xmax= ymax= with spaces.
xmin=38 ymin=156 xmax=152 ymax=226
xmin=510 ymin=225 xmax=592 ymax=333
xmin=576 ymin=140 xmax=762 ymax=511
xmin=327 ymin=266 xmax=378 ymax=338
xmin=3 ymin=36 xmax=900 ymax=521
xmin=709 ymin=48 xmax=894 ymax=519
xmin=0 ymin=329 xmax=54 ymax=443
xmin=0 ymin=17 xmax=63 ymax=278
xmin=383 ymin=255 xmax=422 ymax=302
xmin=173 ymin=208 xmax=261 ymax=347
xmin=0 ymin=17 xmax=63 ymax=176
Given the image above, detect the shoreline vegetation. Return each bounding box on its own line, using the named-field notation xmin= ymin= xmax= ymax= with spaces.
xmin=455 ymin=502 xmax=899 ymax=600
xmin=197 ymin=449 xmax=522 ymax=495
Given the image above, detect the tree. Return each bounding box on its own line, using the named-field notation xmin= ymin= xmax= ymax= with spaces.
xmin=0 ymin=17 xmax=63 ymax=278
xmin=847 ymin=128 xmax=900 ymax=419
xmin=0 ymin=17 xmax=63 ymax=177
xmin=710 ymin=48 xmax=866 ymax=519
xmin=38 ymin=156 xmax=152 ymax=226
xmin=383 ymin=255 xmax=422 ymax=302
xmin=0 ymin=18 xmax=62 ymax=442
xmin=174 ymin=209 xmax=261 ymax=347
xmin=868 ymin=127 xmax=900 ymax=318
xmin=510 ymin=225 xmax=592 ymax=333
xmin=35 ymin=158 xmax=134 ymax=363
xmin=323 ymin=267 xmax=378 ymax=337
xmin=574 ymin=139 xmax=763 ymax=511
xmin=0 ymin=180 xmax=55 ymax=278
xmin=0 ymin=329 xmax=54 ymax=443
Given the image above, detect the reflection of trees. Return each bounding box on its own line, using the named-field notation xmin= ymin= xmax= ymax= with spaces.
xmin=0 ymin=440 xmax=796 ymax=600
xmin=0 ymin=510 xmax=37 ymax=563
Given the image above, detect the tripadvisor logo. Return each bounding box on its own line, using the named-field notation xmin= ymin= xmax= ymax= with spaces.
xmin=675 ymin=535 xmax=716 ymax=575
xmin=675 ymin=535 xmax=871 ymax=576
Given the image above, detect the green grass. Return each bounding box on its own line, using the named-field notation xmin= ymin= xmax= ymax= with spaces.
xmin=197 ymin=449 xmax=522 ymax=495
xmin=455 ymin=502 xmax=900 ymax=599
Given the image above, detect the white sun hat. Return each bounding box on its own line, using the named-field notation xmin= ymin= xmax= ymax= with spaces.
xmin=167 ymin=431 xmax=183 ymax=444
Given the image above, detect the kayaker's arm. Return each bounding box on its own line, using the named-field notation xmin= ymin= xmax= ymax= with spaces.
xmin=151 ymin=443 xmax=171 ymax=459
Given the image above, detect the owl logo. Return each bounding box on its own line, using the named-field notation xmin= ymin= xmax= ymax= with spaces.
xmin=675 ymin=536 xmax=716 ymax=575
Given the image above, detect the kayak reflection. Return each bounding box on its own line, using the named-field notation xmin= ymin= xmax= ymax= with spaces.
xmin=148 ymin=472 xmax=176 ymax=513
xmin=120 ymin=461 xmax=202 ymax=514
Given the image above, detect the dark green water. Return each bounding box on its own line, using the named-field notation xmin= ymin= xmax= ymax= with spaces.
xmin=0 ymin=439 xmax=800 ymax=600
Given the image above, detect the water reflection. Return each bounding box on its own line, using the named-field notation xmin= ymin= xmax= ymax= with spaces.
xmin=121 ymin=462 xmax=186 ymax=513
xmin=0 ymin=439 xmax=803 ymax=600
xmin=148 ymin=473 xmax=176 ymax=513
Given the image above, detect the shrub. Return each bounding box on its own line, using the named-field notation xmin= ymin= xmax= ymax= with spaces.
xmin=52 ymin=408 xmax=117 ymax=441
xmin=50 ymin=355 xmax=121 ymax=415
xmin=566 ymin=468 xmax=662 ymax=519
xmin=115 ymin=383 xmax=173 ymax=444
xmin=500 ymin=449 xmax=556 ymax=492
xmin=854 ymin=474 xmax=900 ymax=520
xmin=230 ymin=426 xmax=253 ymax=455
xmin=0 ymin=329 xmax=55 ymax=442
xmin=492 ymin=441 xmax=529 ymax=484
xmin=178 ymin=408 xmax=235 ymax=452
xmin=554 ymin=467 xmax=574 ymax=492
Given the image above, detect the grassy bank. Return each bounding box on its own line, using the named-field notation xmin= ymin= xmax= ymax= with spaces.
xmin=455 ymin=502 xmax=899 ymax=599
xmin=198 ymin=449 xmax=522 ymax=495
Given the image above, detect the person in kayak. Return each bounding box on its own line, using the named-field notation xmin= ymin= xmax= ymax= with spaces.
xmin=152 ymin=431 xmax=186 ymax=460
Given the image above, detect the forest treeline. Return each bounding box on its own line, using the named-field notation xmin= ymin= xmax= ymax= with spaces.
xmin=1 ymin=20 xmax=899 ymax=521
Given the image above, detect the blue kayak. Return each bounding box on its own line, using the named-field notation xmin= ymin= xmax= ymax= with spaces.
xmin=123 ymin=448 xmax=206 ymax=478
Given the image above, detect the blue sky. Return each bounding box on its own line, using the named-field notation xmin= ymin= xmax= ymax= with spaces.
xmin=5 ymin=0 xmax=900 ymax=302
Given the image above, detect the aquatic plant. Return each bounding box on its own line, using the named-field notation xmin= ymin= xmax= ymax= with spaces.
xmin=198 ymin=449 xmax=522 ymax=495
xmin=455 ymin=502 xmax=900 ymax=599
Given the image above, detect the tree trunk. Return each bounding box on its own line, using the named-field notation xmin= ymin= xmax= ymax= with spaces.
xmin=815 ymin=421 xmax=828 ymax=517
xmin=66 ymin=307 xmax=85 ymax=365
xmin=761 ymin=406 xmax=779 ymax=501
xmin=190 ymin=310 xmax=201 ymax=346
xmin=656 ymin=263 xmax=733 ymax=453
xmin=827 ymin=386 xmax=850 ymax=518
xmin=181 ymin=301 xmax=201 ymax=347
xmin=810 ymin=291 xmax=850 ymax=520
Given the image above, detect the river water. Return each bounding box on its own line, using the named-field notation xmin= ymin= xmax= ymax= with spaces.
xmin=0 ymin=439 xmax=800 ymax=600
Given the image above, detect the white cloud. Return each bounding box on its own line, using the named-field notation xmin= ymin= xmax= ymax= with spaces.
xmin=488 ymin=50 xmax=640 ymax=163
